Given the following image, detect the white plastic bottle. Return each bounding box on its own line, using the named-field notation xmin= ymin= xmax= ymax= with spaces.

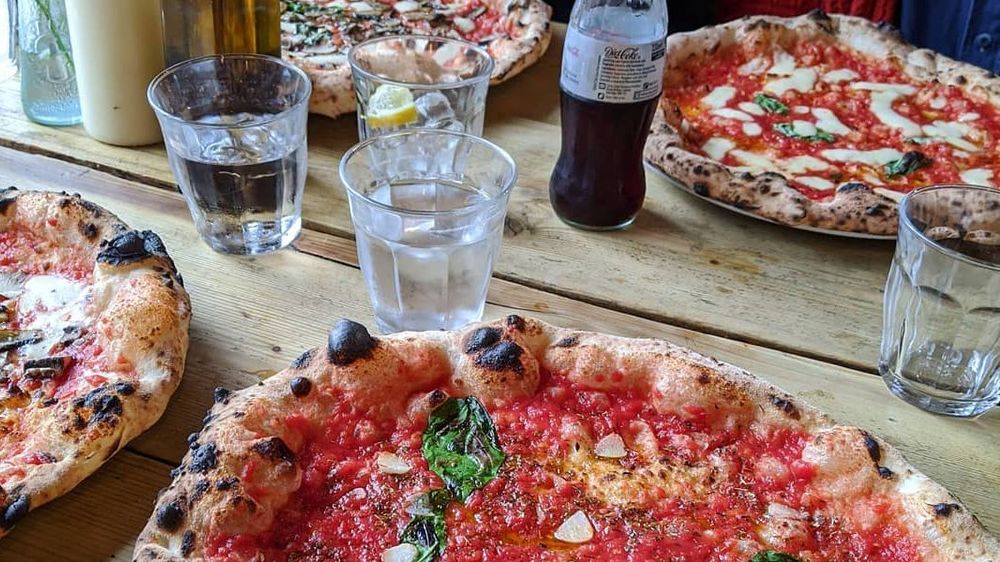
xmin=65 ymin=0 xmax=165 ymax=146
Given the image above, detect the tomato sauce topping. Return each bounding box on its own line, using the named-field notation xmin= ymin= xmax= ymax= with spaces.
xmin=664 ymin=41 xmax=1000 ymax=201
xmin=207 ymin=372 xmax=922 ymax=561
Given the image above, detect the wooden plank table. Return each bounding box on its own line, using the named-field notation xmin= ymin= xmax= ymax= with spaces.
xmin=0 ymin=25 xmax=996 ymax=561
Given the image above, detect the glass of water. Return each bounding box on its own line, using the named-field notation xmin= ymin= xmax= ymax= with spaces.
xmin=880 ymin=185 xmax=1000 ymax=417
xmin=1 ymin=0 xmax=15 ymax=83
xmin=147 ymin=54 xmax=311 ymax=255
xmin=339 ymin=130 xmax=516 ymax=333
xmin=348 ymin=35 xmax=493 ymax=140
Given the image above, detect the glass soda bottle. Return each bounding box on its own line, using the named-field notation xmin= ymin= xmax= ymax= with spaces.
xmin=549 ymin=0 xmax=668 ymax=230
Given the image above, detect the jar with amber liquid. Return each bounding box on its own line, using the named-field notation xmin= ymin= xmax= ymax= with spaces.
xmin=161 ymin=0 xmax=281 ymax=66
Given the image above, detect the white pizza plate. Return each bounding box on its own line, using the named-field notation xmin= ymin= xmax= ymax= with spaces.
xmin=644 ymin=160 xmax=897 ymax=241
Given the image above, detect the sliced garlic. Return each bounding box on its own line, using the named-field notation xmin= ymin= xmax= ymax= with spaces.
xmin=453 ymin=16 xmax=475 ymax=33
xmin=382 ymin=543 xmax=419 ymax=562
xmin=594 ymin=433 xmax=627 ymax=458
xmin=554 ymin=510 xmax=594 ymax=543
xmin=376 ymin=452 xmax=412 ymax=474
xmin=393 ymin=0 xmax=419 ymax=12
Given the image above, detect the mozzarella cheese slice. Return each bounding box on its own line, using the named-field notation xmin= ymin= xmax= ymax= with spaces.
xmin=874 ymin=187 xmax=905 ymax=203
xmin=742 ymin=122 xmax=763 ymax=136
xmin=958 ymin=112 xmax=980 ymax=122
xmin=821 ymin=148 xmax=903 ymax=166
xmin=822 ymin=68 xmax=860 ymax=83
xmin=711 ymin=108 xmax=754 ymax=122
xmin=850 ymin=82 xmax=918 ymax=95
xmin=768 ymin=48 xmax=797 ymax=75
xmin=701 ymin=86 xmax=736 ymax=109
xmin=812 ymin=108 xmax=852 ymax=135
xmin=959 ymin=168 xmax=995 ymax=187
xmin=922 ymin=120 xmax=980 ymax=152
xmin=792 ymin=120 xmax=817 ymax=137
xmin=869 ymin=91 xmax=923 ymax=137
xmin=764 ymin=68 xmax=817 ymax=96
xmin=738 ymin=101 xmax=765 ymax=116
xmin=17 ymin=275 xmax=90 ymax=360
xmin=738 ymin=56 xmax=769 ymax=75
xmin=783 ymin=156 xmax=831 ymax=174
xmin=702 ymin=138 xmax=735 ymax=161
xmin=795 ymin=176 xmax=836 ymax=191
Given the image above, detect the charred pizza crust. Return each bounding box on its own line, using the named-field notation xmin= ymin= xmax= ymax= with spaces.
xmin=286 ymin=0 xmax=552 ymax=118
xmin=644 ymin=10 xmax=1000 ymax=235
xmin=0 ymin=189 xmax=190 ymax=537
xmin=135 ymin=315 xmax=998 ymax=561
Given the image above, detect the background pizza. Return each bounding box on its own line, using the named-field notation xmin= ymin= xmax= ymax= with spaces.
xmin=644 ymin=11 xmax=1000 ymax=235
xmin=281 ymin=0 xmax=552 ymax=117
xmin=135 ymin=317 xmax=998 ymax=561
xmin=0 ymin=189 xmax=190 ymax=536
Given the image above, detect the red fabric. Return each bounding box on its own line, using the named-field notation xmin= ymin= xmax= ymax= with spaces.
xmin=716 ymin=0 xmax=898 ymax=23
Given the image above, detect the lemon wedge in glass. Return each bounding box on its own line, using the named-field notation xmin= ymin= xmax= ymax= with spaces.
xmin=365 ymin=84 xmax=419 ymax=129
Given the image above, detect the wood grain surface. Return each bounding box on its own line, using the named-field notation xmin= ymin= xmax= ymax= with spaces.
xmin=0 ymin=27 xmax=897 ymax=373
xmin=0 ymin=148 xmax=995 ymax=562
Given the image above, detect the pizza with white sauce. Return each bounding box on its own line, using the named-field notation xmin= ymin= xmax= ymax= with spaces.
xmin=644 ymin=10 xmax=1000 ymax=235
xmin=281 ymin=0 xmax=552 ymax=118
xmin=0 ymin=189 xmax=190 ymax=537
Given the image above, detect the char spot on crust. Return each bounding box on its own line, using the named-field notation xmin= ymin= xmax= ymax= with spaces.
xmin=97 ymin=229 xmax=173 ymax=270
xmin=74 ymin=387 xmax=123 ymax=426
xmin=865 ymin=203 xmax=888 ymax=216
xmin=474 ymin=340 xmax=524 ymax=375
xmin=0 ymin=495 xmax=29 ymax=530
xmin=291 ymin=349 xmax=314 ymax=369
xmin=114 ymin=382 xmax=136 ymax=396
xmin=155 ymin=501 xmax=184 ymax=532
xmin=290 ymin=376 xmax=312 ymax=397
xmin=213 ymin=387 xmax=231 ymax=404
xmin=327 ymin=319 xmax=377 ymax=366
xmin=767 ymin=394 xmax=801 ymax=420
xmin=837 ymin=182 xmax=869 ymax=193
xmin=505 ymin=314 xmax=526 ymax=332
xmin=191 ymin=479 xmax=210 ymax=502
xmin=877 ymin=466 xmax=894 ymax=479
xmin=0 ymin=187 xmax=17 ymax=214
xmin=428 ymin=389 xmax=448 ymax=407
xmin=933 ymin=502 xmax=961 ymax=517
xmin=251 ymin=437 xmax=295 ymax=463
xmin=190 ymin=443 xmax=218 ymax=473
xmin=465 ymin=327 xmax=502 ymax=354
xmin=80 ymin=222 xmax=98 ymax=239
xmin=862 ymin=432 xmax=881 ymax=463
xmin=216 ymin=477 xmax=239 ymax=491
xmin=554 ymin=336 xmax=579 ymax=348
xmin=692 ymin=182 xmax=709 ymax=196
xmin=956 ymin=75 xmax=967 ymax=85
xmin=181 ymin=530 xmax=196 ymax=556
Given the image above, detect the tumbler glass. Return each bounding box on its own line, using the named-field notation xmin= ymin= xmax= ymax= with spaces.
xmin=339 ymin=130 xmax=516 ymax=333
xmin=1 ymin=0 xmax=15 ymax=82
xmin=879 ymin=185 xmax=1000 ymax=417
xmin=348 ymin=35 xmax=493 ymax=140
xmin=148 ymin=54 xmax=311 ymax=255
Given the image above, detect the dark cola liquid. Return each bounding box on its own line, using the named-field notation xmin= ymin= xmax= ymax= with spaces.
xmin=549 ymin=88 xmax=659 ymax=230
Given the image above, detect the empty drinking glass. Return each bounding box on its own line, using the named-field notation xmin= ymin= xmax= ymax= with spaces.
xmin=148 ymin=54 xmax=311 ymax=255
xmin=880 ymin=185 xmax=1000 ymax=417
xmin=339 ymin=130 xmax=516 ymax=333
xmin=348 ymin=35 xmax=493 ymax=140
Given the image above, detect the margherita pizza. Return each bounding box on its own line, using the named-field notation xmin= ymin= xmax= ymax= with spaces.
xmin=644 ymin=11 xmax=1000 ymax=235
xmin=281 ymin=0 xmax=552 ymax=117
xmin=0 ymin=189 xmax=190 ymax=536
xmin=135 ymin=316 xmax=998 ymax=561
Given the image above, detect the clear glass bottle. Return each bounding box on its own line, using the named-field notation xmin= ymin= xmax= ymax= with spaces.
xmin=2 ymin=0 xmax=17 ymax=83
xmin=161 ymin=0 xmax=281 ymax=67
xmin=17 ymin=0 xmax=80 ymax=125
xmin=549 ymin=0 xmax=668 ymax=230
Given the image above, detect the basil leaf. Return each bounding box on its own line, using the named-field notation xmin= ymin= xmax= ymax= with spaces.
xmin=884 ymin=151 xmax=932 ymax=178
xmin=422 ymin=396 xmax=506 ymax=502
xmin=284 ymin=1 xmax=306 ymax=14
xmin=773 ymin=122 xmax=836 ymax=143
xmin=750 ymin=551 xmax=802 ymax=562
xmin=303 ymin=26 xmax=331 ymax=46
xmin=754 ymin=94 xmax=789 ymax=115
xmin=400 ymin=491 xmax=450 ymax=562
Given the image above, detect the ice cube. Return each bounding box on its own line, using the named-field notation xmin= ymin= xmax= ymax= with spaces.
xmin=415 ymin=91 xmax=456 ymax=126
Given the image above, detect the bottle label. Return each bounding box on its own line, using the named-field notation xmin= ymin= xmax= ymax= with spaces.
xmin=560 ymin=27 xmax=666 ymax=104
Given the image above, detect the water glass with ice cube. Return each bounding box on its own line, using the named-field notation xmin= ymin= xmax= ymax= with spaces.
xmin=348 ymin=35 xmax=493 ymax=140
xmin=339 ymin=130 xmax=516 ymax=333
xmin=147 ymin=54 xmax=311 ymax=255
xmin=879 ymin=185 xmax=1000 ymax=417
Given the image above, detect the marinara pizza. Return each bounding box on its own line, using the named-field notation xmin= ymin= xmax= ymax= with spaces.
xmin=135 ymin=316 xmax=998 ymax=561
xmin=281 ymin=0 xmax=552 ymax=117
xmin=644 ymin=11 xmax=1000 ymax=235
xmin=0 ymin=189 xmax=190 ymax=536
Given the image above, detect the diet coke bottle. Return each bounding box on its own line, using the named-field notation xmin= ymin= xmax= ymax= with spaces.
xmin=549 ymin=0 xmax=668 ymax=230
